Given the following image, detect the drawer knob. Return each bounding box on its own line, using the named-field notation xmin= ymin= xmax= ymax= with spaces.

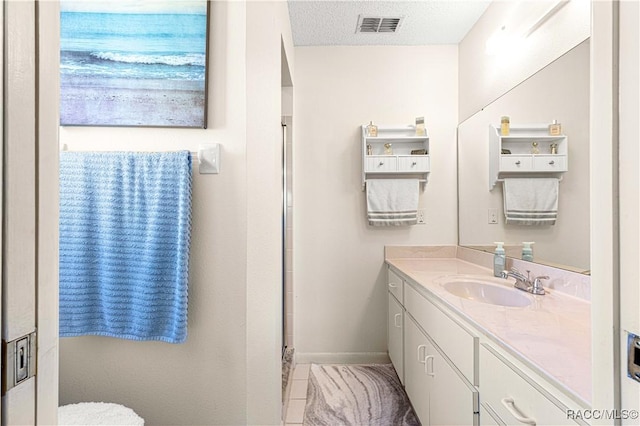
xmin=515 ymin=160 xmax=521 ymax=166
xmin=549 ymin=160 xmax=555 ymax=165
xmin=501 ymin=397 xmax=536 ymax=425
xmin=412 ymin=162 xmax=417 ymax=166
xmin=379 ymin=161 xmax=384 ymax=166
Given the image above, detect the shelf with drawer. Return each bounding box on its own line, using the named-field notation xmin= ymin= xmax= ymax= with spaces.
xmin=489 ymin=124 xmax=568 ymax=190
xmin=362 ymin=124 xmax=430 ymax=190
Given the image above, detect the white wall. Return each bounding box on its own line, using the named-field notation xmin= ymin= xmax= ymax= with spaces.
xmin=459 ymin=0 xmax=590 ymax=121
xmin=293 ymin=46 xmax=458 ymax=362
xmin=58 ymin=2 xmax=294 ymax=424
xmin=246 ymin=1 xmax=294 ymax=424
xmin=458 ymin=40 xmax=590 ymax=271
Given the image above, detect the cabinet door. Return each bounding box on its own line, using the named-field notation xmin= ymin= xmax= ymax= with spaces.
xmin=388 ymin=293 xmax=404 ymax=384
xmin=429 ymin=348 xmax=478 ymax=426
xmin=404 ymin=315 xmax=430 ymax=423
xmin=405 ymin=315 xmax=478 ymax=426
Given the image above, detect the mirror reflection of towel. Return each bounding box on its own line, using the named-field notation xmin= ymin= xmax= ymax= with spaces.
xmin=503 ymin=178 xmax=558 ymax=225
xmin=366 ymin=179 xmax=419 ymax=226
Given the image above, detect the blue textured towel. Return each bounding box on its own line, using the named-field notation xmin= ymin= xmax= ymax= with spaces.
xmin=59 ymin=151 xmax=192 ymax=343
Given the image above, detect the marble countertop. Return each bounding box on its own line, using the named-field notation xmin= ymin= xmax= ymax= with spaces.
xmin=386 ymin=257 xmax=591 ymax=407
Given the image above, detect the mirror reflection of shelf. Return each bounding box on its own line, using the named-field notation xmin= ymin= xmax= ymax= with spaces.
xmin=361 ymin=124 xmax=430 ymax=190
xmin=489 ymin=124 xmax=568 ymax=190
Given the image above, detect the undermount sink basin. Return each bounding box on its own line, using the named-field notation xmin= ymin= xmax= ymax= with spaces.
xmin=441 ymin=278 xmax=532 ymax=307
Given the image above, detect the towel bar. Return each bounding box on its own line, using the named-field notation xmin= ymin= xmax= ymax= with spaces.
xmin=362 ymin=178 xmax=427 ymax=192
xmin=59 ymin=145 xmax=220 ymax=175
xmin=495 ymin=175 xmax=563 ymax=184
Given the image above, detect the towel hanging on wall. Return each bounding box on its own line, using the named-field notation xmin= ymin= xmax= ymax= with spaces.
xmin=59 ymin=151 xmax=192 ymax=343
xmin=366 ymin=179 xmax=419 ymax=226
xmin=503 ymin=178 xmax=559 ymax=225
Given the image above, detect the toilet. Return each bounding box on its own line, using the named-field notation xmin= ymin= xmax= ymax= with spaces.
xmin=58 ymin=402 xmax=144 ymax=425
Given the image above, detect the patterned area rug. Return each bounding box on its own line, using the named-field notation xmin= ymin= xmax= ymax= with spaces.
xmin=303 ymin=364 xmax=420 ymax=426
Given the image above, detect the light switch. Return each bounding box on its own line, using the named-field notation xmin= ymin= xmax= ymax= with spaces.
xmin=198 ymin=143 xmax=220 ymax=174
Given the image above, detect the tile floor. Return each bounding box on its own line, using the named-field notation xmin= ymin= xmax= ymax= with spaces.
xmin=284 ymin=363 xmax=310 ymax=425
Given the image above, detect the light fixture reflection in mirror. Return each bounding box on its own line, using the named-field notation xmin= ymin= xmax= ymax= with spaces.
xmin=457 ymin=40 xmax=590 ymax=274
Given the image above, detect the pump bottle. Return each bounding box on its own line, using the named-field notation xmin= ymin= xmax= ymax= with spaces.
xmin=522 ymin=242 xmax=534 ymax=262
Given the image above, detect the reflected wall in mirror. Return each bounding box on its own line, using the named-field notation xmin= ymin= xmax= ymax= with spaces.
xmin=458 ymin=40 xmax=590 ymax=273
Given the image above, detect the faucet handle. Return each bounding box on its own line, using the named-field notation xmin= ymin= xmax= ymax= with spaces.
xmin=532 ymin=275 xmax=549 ymax=295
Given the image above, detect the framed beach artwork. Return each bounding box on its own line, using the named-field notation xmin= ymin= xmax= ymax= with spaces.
xmin=60 ymin=1 xmax=209 ymax=128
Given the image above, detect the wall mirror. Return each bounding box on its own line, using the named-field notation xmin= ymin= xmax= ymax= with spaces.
xmin=458 ymin=39 xmax=590 ymax=274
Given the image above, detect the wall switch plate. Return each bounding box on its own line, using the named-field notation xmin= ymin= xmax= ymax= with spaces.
xmin=198 ymin=143 xmax=220 ymax=174
xmin=488 ymin=208 xmax=498 ymax=224
xmin=417 ymin=209 xmax=426 ymax=224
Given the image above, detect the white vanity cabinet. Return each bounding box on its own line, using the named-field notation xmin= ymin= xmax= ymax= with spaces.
xmin=387 ymin=267 xmax=479 ymax=425
xmin=386 ymin=264 xmax=589 ymax=426
xmin=362 ymin=125 xmax=430 ymax=190
xmin=489 ymin=124 xmax=568 ymax=190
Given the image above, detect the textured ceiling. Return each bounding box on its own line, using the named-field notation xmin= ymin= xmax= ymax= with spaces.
xmin=288 ymin=1 xmax=492 ymax=46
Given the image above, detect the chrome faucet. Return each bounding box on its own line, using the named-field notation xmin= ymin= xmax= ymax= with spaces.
xmin=501 ymin=268 xmax=548 ymax=295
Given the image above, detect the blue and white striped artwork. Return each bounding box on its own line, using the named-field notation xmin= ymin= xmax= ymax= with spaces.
xmin=60 ymin=1 xmax=208 ymax=127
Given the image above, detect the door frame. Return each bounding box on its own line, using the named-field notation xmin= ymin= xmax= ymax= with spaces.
xmin=1 ymin=1 xmax=59 ymax=423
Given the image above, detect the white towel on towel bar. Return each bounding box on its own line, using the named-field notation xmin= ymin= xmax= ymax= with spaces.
xmin=503 ymin=178 xmax=559 ymax=225
xmin=366 ymin=179 xmax=419 ymax=226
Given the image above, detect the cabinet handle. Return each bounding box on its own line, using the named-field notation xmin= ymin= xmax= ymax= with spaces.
xmin=424 ymin=355 xmax=435 ymax=376
xmin=388 ymin=283 xmax=397 ymax=288
xmin=548 ymin=160 xmax=555 ymax=165
xmin=412 ymin=161 xmax=417 ymax=166
xmin=501 ymin=397 xmax=536 ymax=425
xmin=394 ymin=314 xmax=401 ymax=328
xmin=417 ymin=345 xmax=427 ymax=364
xmin=378 ymin=161 xmax=384 ymax=166
xmin=515 ymin=160 xmax=521 ymax=166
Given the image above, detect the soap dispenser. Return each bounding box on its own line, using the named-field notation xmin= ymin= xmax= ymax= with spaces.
xmin=493 ymin=242 xmax=506 ymax=277
xmin=522 ymin=242 xmax=534 ymax=262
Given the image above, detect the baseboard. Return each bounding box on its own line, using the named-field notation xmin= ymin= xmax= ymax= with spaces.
xmin=295 ymin=352 xmax=390 ymax=365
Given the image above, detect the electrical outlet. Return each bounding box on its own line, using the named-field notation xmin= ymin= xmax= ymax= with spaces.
xmin=488 ymin=208 xmax=498 ymax=224
xmin=417 ymin=209 xmax=426 ymax=224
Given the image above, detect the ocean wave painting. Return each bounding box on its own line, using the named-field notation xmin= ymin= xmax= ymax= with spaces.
xmin=60 ymin=1 xmax=208 ymax=127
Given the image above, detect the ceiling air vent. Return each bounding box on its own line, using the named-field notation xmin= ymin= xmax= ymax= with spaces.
xmin=356 ymin=15 xmax=404 ymax=34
